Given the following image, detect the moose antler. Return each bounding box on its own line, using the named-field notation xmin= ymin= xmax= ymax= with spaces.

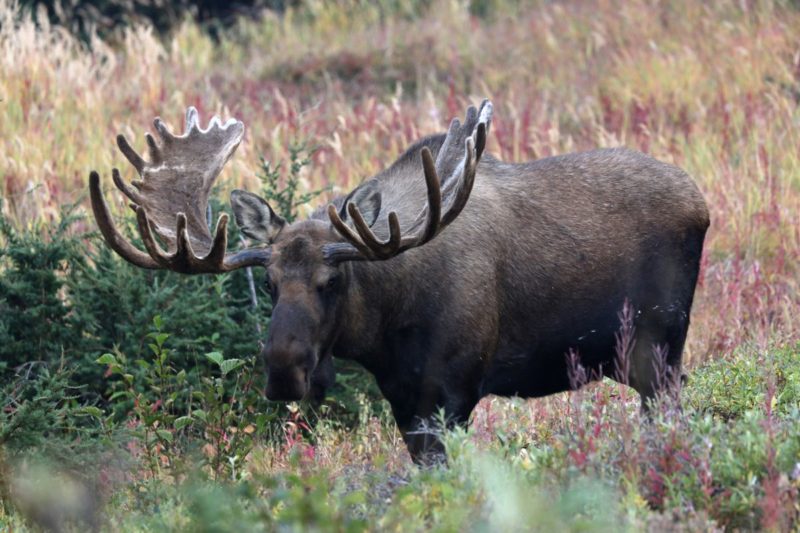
xmin=89 ymin=107 xmax=272 ymax=273
xmin=324 ymin=100 xmax=493 ymax=263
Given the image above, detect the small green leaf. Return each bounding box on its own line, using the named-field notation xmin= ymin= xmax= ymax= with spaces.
xmin=96 ymin=353 xmax=117 ymax=365
xmin=192 ymin=409 xmax=208 ymax=423
xmin=109 ymin=390 xmax=133 ymax=402
xmin=155 ymin=332 xmax=169 ymax=347
xmin=153 ymin=314 xmax=163 ymax=330
xmin=80 ymin=406 xmax=104 ymax=418
xmin=220 ymin=358 xmax=245 ymax=376
xmin=205 ymin=351 xmax=224 ymax=367
xmin=156 ymin=429 xmax=173 ymax=443
xmin=174 ymin=416 xmax=193 ymax=431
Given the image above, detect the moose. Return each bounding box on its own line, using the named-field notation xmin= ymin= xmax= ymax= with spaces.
xmin=89 ymin=101 xmax=709 ymax=462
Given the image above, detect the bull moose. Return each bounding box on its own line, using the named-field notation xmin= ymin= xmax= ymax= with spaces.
xmin=89 ymin=100 xmax=709 ymax=462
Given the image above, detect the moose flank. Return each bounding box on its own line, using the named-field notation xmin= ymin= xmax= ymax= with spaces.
xmin=89 ymin=101 xmax=709 ymax=462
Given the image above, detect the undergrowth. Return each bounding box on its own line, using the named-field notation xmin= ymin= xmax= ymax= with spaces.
xmin=3 ymin=342 xmax=798 ymax=531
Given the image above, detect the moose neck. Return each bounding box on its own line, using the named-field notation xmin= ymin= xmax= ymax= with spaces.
xmin=331 ymin=259 xmax=406 ymax=374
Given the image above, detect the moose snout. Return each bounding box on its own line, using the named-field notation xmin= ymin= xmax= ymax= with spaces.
xmin=262 ymin=303 xmax=318 ymax=401
xmin=262 ymin=342 xmax=315 ymax=402
xmin=265 ymin=363 xmax=309 ymax=401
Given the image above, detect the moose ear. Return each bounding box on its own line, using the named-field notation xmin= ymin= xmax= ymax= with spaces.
xmin=230 ymin=189 xmax=286 ymax=243
xmin=340 ymin=180 xmax=382 ymax=228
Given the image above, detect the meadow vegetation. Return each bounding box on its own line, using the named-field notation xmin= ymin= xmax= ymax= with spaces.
xmin=1 ymin=0 xmax=799 ymax=530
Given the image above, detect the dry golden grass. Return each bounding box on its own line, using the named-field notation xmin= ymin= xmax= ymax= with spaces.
xmin=2 ymin=0 xmax=799 ymax=363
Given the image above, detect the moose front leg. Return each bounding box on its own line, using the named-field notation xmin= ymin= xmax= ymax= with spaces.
xmin=400 ymin=421 xmax=446 ymax=464
xmin=374 ymin=320 xmax=489 ymax=464
xmin=383 ymin=375 xmax=480 ymax=465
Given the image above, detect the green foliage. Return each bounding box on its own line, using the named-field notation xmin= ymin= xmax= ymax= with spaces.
xmin=19 ymin=0 xmax=297 ymax=42
xmin=112 ymin=461 xmax=370 ymax=532
xmin=98 ymin=316 xmax=279 ymax=484
xmin=255 ymin=143 xmax=328 ymax=224
xmin=0 ymin=195 xmax=269 ymax=399
xmin=685 ymin=343 xmax=800 ymax=418
xmin=0 ymin=363 xmax=109 ymax=530
xmin=0 ymin=201 xmax=87 ymax=376
xmin=67 ymin=236 xmax=267 ymax=399
xmin=0 ymin=363 xmax=98 ymax=457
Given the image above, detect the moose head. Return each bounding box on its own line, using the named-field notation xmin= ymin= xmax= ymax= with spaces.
xmin=90 ymin=102 xmax=492 ymax=403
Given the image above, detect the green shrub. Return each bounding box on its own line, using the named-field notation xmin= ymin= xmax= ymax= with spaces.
xmin=97 ymin=316 xmax=280 ymax=484
xmin=0 ymin=201 xmax=89 ymax=376
xmin=685 ymin=343 xmax=800 ymax=418
xmin=19 ymin=0 xmax=298 ymax=42
xmin=0 ymin=363 xmax=101 ymax=457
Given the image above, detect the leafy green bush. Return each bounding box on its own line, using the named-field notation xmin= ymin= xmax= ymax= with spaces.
xmin=67 ymin=234 xmax=268 ymax=400
xmin=19 ymin=0 xmax=297 ymax=42
xmin=685 ymin=343 xmax=800 ymax=418
xmin=0 ymin=362 xmax=109 ymax=530
xmin=0 ymin=363 xmax=101 ymax=458
xmin=0 ymin=196 xmax=268 ymax=397
xmin=97 ymin=316 xmax=279 ymax=484
xmin=0 ymin=202 xmax=87 ymax=376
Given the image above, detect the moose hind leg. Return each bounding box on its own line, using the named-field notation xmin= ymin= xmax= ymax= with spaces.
xmin=628 ymin=314 xmax=688 ymax=414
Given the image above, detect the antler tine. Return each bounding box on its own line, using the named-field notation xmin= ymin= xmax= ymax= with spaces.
xmin=327 ymin=204 xmax=376 ymax=258
xmin=89 ymin=171 xmax=160 ymax=269
xmin=441 ymin=127 xmax=482 ymax=227
xmin=417 ymin=147 xmax=442 ymax=245
xmin=116 ymin=135 xmax=145 ymax=174
xmin=112 ymin=167 xmax=144 ymax=205
xmin=154 ymin=117 xmax=176 ymax=145
xmin=144 ymin=133 xmax=161 ymax=165
xmin=185 ymin=107 xmax=200 ymax=131
xmin=135 ymin=206 xmax=172 ymax=267
xmin=204 ymin=213 xmax=230 ymax=268
xmin=347 ymin=202 xmax=402 ymax=259
xmin=174 ymin=213 xmax=192 ymax=262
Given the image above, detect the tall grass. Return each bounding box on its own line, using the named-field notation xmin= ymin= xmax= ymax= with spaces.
xmin=2 ymin=0 xmax=798 ymax=363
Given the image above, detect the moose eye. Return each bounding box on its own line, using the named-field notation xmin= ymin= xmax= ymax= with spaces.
xmin=319 ymin=276 xmax=340 ymax=293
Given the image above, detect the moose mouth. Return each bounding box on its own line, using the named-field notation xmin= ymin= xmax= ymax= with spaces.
xmin=265 ymin=363 xmax=312 ymax=402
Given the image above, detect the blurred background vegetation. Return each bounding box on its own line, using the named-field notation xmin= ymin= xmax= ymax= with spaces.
xmin=1 ymin=0 xmax=800 ymax=530
xmin=18 ymin=0 xmax=286 ymax=41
